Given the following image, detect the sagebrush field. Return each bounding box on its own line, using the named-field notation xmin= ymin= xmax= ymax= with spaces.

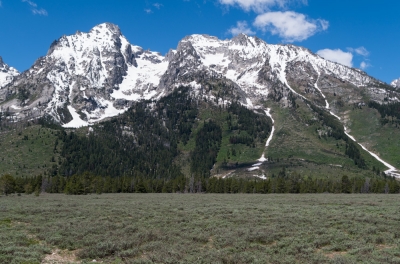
xmin=1 ymin=193 xmax=400 ymax=263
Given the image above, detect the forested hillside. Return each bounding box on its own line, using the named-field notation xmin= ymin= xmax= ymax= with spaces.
xmin=55 ymin=86 xmax=272 ymax=179
xmin=0 ymin=83 xmax=396 ymax=191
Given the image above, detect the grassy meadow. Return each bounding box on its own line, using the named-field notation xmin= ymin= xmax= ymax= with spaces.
xmin=1 ymin=193 xmax=400 ymax=263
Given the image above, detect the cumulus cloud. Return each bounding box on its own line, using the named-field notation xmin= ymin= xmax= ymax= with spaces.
xmin=317 ymin=46 xmax=372 ymax=69
xmin=144 ymin=8 xmax=153 ymax=14
xmin=228 ymin=21 xmax=256 ymax=36
xmin=316 ymin=49 xmax=353 ymax=67
xmin=253 ymin=11 xmax=328 ymax=42
xmin=22 ymin=0 xmax=48 ymax=16
xmin=219 ymin=0 xmax=307 ymax=13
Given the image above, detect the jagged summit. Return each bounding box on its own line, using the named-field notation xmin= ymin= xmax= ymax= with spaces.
xmin=391 ymin=78 xmax=400 ymax=88
xmin=0 ymin=56 xmax=19 ymax=88
xmin=2 ymin=23 xmax=167 ymax=127
xmin=90 ymin=22 xmax=121 ymax=35
xmin=162 ymin=32 xmax=377 ymax=108
xmin=0 ymin=23 xmax=394 ymax=129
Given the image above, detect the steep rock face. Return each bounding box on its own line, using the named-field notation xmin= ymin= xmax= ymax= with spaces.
xmin=1 ymin=25 xmax=396 ymax=127
xmin=160 ymin=33 xmax=384 ymax=112
xmin=2 ymin=23 xmax=167 ymax=126
xmin=0 ymin=56 xmax=19 ymax=88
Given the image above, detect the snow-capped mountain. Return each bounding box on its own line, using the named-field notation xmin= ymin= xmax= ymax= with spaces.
xmin=0 ymin=56 xmax=19 ymax=88
xmin=158 ymin=34 xmax=381 ymax=110
xmin=1 ymin=23 xmax=167 ymax=126
xmin=1 ymin=23 xmax=394 ymax=127
xmin=392 ymin=78 xmax=400 ymax=88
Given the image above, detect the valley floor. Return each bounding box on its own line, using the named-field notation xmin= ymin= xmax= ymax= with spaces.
xmin=1 ymin=193 xmax=400 ymax=263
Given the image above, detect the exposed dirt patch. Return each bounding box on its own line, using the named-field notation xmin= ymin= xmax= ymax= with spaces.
xmin=205 ymin=236 xmax=214 ymax=249
xmin=42 ymin=249 xmax=82 ymax=264
xmin=324 ymin=251 xmax=347 ymax=259
xmin=138 ymin=252 xmax=150 ymax=261
xmin=269 ymin=241 xmax=277 ymax=247
xmin=316 ymin=248 xmax=347 ymax=259
xmin=376 ymin=244 xmax=395 ymax=250
xmin=12 ymin=221 xmax=83 ymax=264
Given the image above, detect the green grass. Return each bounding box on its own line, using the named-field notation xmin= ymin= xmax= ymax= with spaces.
xmin=0 ymin=125 xmax=62 ymax=177
xmin=264 ymin=100 xmax=385 ymax=178
xmin=347 ymin=106 xmax=400 ymax=169
xmin=1 ymin=193 xmax=400 ymax=263
xmin=0 ymin=215 xmax=50 ymax=264
xmin=177 ymin=98 xmax=386 ymax=179
xmin=267 ymin=101 xmax=352 ymax=166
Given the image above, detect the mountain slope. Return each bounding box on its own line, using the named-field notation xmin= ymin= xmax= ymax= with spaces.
xmin=2 ymin=24 xmax=391 ymax=127
xmin=1 ymin=23 xmax=167 ymax=126
xmin=0 ymin=56 xmax=19 ymax=88
xmin=1 ymin=22 xmax=399 ymax=179
xmin=160 ymin=33 xmax=376 ymax=105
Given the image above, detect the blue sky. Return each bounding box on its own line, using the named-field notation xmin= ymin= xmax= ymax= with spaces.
xmin=0 ymin=0 xmax=398 ymax=83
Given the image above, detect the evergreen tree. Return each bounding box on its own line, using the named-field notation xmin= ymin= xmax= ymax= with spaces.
xmin=341 ymin=175 xmax=351 ymax=193
xmin=0 ymin=174 xmax=15 ymax=195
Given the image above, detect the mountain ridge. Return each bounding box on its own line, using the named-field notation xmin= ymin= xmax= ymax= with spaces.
xmin=1 ymin=22 xmax=394 ymax=127
xmin=1 ymin=22 xmax=399 ymax=179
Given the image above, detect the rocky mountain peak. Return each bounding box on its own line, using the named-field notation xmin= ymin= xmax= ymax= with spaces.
xmin=391 ymin=78 xmax=400 ymax=88
xmin=231 ymin=33 xmax=261 ymax=47
xmin=1 ymin=22 xmax=395 ymax=129
xmin=89 ymin=22 xmax=121 ymax=37
xmin=1 ymin=23 xmax=169 ymax=127
xmin=0 ymin=56 xmax=19 ymax=88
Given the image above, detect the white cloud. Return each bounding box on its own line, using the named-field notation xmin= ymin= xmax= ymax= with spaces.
xmin=348 ymin=46 xmax=369 ymax=57
xmin=32 ymin=8 xmax=47 ymax=15
xmin=228 ymin=21 xmax=256 ymax=36
xmin=22 ymin=0 xmax=37 ymax=7
xmin=219 ymin=0 xmax=307 ymax=13
xmin=22 ymin=0 xmax=48 ymax=16
xmin=316 ymin=49 xmax=353 ymax=67
xmin=318 ymin=47 xmax=372 ymax=70
xmin=320 ymin=20 xmax=329 ymax=30
xmin=360 ymin=61 xmax=370 ymax=70
xmin=153 ymin=3 xmax=163 ymax=9
xmin=253 ymin=11 xmax=328 ymax=42
xmin=144 ymin=3 xmax=163 ymax=14
xmin=354 ymin=47 xmax=369 ymax=57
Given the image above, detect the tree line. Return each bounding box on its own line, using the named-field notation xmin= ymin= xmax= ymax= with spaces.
xmin=57 ymin=86 xmax=197 ymax=179
xmin=368 ymin=101 xmax=400 ymax=124
xmin=1 ymin=172 xmax=399 ymax=196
